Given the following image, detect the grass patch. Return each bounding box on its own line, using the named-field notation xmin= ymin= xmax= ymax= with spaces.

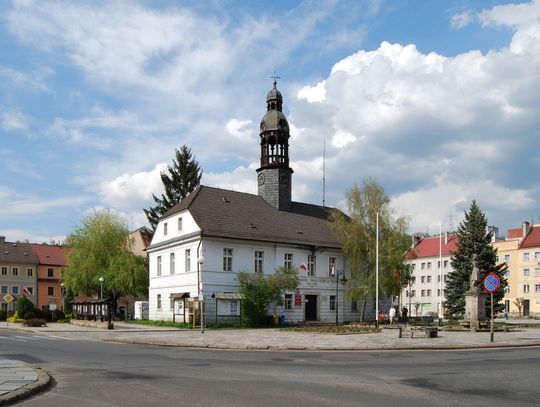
xmin=127 ymin=319 xmax=193 ymax=329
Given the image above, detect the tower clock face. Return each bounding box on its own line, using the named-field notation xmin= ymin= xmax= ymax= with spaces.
xmin=279 ymin=173 xmax=289 ymax=184
xmin=258 ymin=173 xmax=266 ymax=186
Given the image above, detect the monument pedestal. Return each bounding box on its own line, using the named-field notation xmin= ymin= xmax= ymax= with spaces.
xmin=464 ymin=289 xmax=487 ymax=332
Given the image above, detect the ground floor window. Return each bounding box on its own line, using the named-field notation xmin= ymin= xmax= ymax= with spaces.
xmin=284 ymin=294 xmax=292 ymax=310
xmin=329 ymin=295 xmax=336 ymax=311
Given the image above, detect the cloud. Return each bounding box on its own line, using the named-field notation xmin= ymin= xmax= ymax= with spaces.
xmin=226 ymin=119 xmax=253 ymax=141
xmin=450 ymin=11 xmax=474 ymax=30
xmin=1 ymin=106 xmax=30 ymax=131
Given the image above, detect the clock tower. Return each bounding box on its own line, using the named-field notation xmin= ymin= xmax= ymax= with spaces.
xmin=256 ymin=78 xmax=293 ymax=211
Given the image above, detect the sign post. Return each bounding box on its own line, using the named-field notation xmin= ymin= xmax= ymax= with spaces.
xmin=3 ymin=294 xmax=14 ymax=327
xmin=484 ymin=273 xmax=501 ymax=343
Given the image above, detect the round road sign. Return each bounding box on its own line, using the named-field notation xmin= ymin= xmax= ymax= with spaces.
xmin=484 ymin=273 xmax=501 ymax=293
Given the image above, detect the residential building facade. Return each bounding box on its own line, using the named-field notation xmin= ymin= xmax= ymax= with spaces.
xmin=0 ymin=236 xmax=38 ymax=314
xmin=31 ymin=244 xmax=67 ymax=311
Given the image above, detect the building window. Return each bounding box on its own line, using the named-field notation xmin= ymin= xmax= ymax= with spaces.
xmin=328 ymin=257 xmax=336 ymax=276
xmin=524 ymin=268 xmax=530 ymax=277
xmin=170 ymin=296 xmax=174 ymax=310
xmin=284 ymin=253 xmax=293 ymax=270
xmin=427 ymin=276 xmax=432 ymax=283
xmin=411 ymin=290 xmax=416 ymax=297
xmin=12 ymin=267 xmax=18 ymax=276
xmin=504 ymin=254 xmax=511 ymax=263
xmin=254 ymin=251 xmax=264 ymax=273
xmin=411 ymin=276 xmax=416 ymax=284
xmin=12 ymin=286 xmax=19 ymax=295
xmin=411 ymin=264 xmax=416 ymax=270
xmin=421 ymin=276 xmax=425 ymax=283
xmin=351 ymin=301 xmax=358 ymax=311
xmin=47 ymin=268 xmax=54 ymax=277
xmin=329 ymin=295 xmax=336 ymax=311
xmin=157 ymin=294 xmax=162 ymax=309
xmin=48 ymin=287 xmax=54 ymax=296
xmin=27 ymin=268 xmax=33 ymax=277
xmin=185 ymin=249 xmax=191 ymax=272
xmin=421 ymin=262 xmax=426 ymax=270
xmin=427 ymin=289 xmax=432 ymax=297
xmin=444 ymin=275 xmax=448 ymax=282
xmin=223 ymin=248 xmax=233 ymax=271
xmin=535 ymin=252 xmax=540 ymax=261
xmin=535 ymin=284 xmax=540 ymax=293
xmin=437 ymin=275 xmax=441 ymax=283
xmin=505 ymin=270 xmax=511 ymax=278
xmin=25 ymin=287 xmax=34 ymax=295
xmin=1 ymin=286 xmax=7 ymax=294
xmin=421 ymin=290 xmax=426 ymax=297
xmin=523 ymin=284 xmax=530 ymax=293
xmin=523 ymin=252 xmax=529 ymax=261
xmin=535 ymin=268 xmax=540 ymax=277
xmin=1 ymin=267 xmax=6 ymax=275
xmin=157 ymin=256 xmax=162 ymax=276
xmin=164 ymin=222 xmax=168 ymax=236
xmin=307 ymin=255 xmax=316 ymax=276
xmin=444 ymin=260 xmax=449 ymax=268
xmin=495 ymin=255 xmax=499 ymax=263
xmin=284 ymin=294 xmax=292 ymax=310
xmin=437 ymin=261 xmax=441 ymax=269
xmin=170 ymin=253 xmax=175 ymax=274
xmin=178 ymin=217 xmax=183 ymax=231
xmin=437 ymin=289 xmax=441 ymax=296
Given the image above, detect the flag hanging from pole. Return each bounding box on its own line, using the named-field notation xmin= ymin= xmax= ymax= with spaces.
xmin=23 ymin=287 xmax=31 ymax=296
xmin=298 ymin=263 xmax=308 ymax=272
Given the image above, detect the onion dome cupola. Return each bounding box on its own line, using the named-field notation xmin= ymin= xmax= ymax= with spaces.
xmin=256 ymin=78 xmax=293 ymax=211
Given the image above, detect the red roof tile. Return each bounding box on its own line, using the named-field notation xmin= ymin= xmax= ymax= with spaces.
xmin=520 ymin=225 xmax=540 ymax=249
xmin=31 ymin=244 xmax=67 ymax=266
xmin=405 ymin=234 xmax=458 ymax=259
xmin=507 ymin=228 xmax=523 ymax=239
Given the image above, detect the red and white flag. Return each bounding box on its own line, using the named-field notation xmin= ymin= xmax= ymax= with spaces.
xmin=330 ymin=265 xmax=336 ymax=277
xmin=298 ymin=263 xmax=308 ymax=272
xmin=23 ymin=287 xmax=32 ymax=296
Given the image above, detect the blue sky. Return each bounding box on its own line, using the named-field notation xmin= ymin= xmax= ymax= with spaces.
xmin=1 ymin=0 xmax=539 ymax=243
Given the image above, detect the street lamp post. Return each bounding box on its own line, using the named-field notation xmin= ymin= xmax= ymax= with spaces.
xmin=197 ymin=256 xmax=205 ymax=334
xmin=60 ymin=283 xmax=65 ymax=313
xmin=99 ymin=277 xmax=104 ymax=322
xmin=335 ymin=269 xmax=348 ymax=326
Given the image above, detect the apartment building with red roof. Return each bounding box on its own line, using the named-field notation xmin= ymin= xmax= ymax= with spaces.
xmin=31 ymin=244 xmax=67 ymax=311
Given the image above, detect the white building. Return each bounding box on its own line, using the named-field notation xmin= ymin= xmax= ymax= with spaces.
xmin=146 ymin=80 xmax=373 ymax=325
xmin=402 ymin=233 xmax=458 ymax=317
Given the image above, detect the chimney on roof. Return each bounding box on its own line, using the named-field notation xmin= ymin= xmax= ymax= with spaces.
xmin=523 ymin=221 xmax=531 ymax=237
xmin=412 ymin=233 xmax=423 ymax=247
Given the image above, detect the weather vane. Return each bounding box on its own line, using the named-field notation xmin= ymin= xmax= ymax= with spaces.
xmin=270 ymin=69 xmax=280 ymax=88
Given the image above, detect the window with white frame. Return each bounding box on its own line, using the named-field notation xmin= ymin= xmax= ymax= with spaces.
xmin=421 ymin=276 xmax=425 ymax=283
xmin=411 ymin=263 xmax=416 ymax=270
xmin=164 ymin=222 xmax=168 ymax=236
xmin=284 ymin=253 xmax=293 ymax=270
xmin=157 ymin=256 xmax=162 ymax=276
xmin=178 ymin=217 xmax=183 ymax=231
xmin=524 ymin=284 xmax=530 ymax=293
xmin=496 ymin=255 xmax=499 ymax=263
xmin=535 ymin=284 xmax=540 ymax=293
xmin=307 ymin=255 xmax=315 ymax=276
xmin=437 ymin=289 xmax=441 ymax=296
xmin=223 ymin=248 xmax=233 ymax=271
xmin=47 ymin=286 xmax=54 ymax=296
xmin=1 ymin=267 xmax=6 ymax=275
xmin=185 ymin=249 xmax=191 ymax=272
xmin=444 ymin=260 xmax=449 ymax=268
xmin=329 ymin=295 xmax=336 ymax=311
xmin=427 ymin=276 xmax=432 ymax=283
xmin=284 ymin=294 xmax=292 ymax=310
xmin=506 ymin=270 xmax=511 ymax=278
xmin=524 ymin=268 xmax=530 ymax=277
xmin=328 ymin=257 xmax=336 ymax=276
xmin=254 ymin=251 xmax=264 ymax=273
xmin=523 ymin=252 xmax=529 ymax=261
xmin=351 ymin=300 xmax=358 ymax=311
xmin=427 ymin=289 xmax=432 ymax=297
xmin=12 ymin=267 xmax=18 ymax=276
xmin=504 ymin=254 xmax=511 ymax=263
xmin=421 ymin=262 xmax=426 ymax=270
xmin=437 ymin=261 xmax=441 ymax=269
xmin=421 ymin=290 xmax=426 ymax=297
xmin=170 ymin=253 xmax=175 ymax=274
xmin=27 ymin=268 xmax=33 ymax=277
xmin=427 ymin=262 xmax=432 ymax=269
xmin=26 ymin=287 xmax=34 ymax=295
xmin=48 ymin=268 xmax=54 ymax=277
xmin=535 ymin=268 xmax=540 ymax=277
xmin=157 ymin=294 xmax=162 ymax=309
xmin=411 ymin=290 xmax=416 ymax=297
xmin=535 ymin=252 xmax=540 ymax=261
xmin=437 ymin=275 xmax=441 ymax=283
xmin=12 ymin=286 xmax=19 ymax=295
xmin=1 ymin=286 xmax=7 ymax=294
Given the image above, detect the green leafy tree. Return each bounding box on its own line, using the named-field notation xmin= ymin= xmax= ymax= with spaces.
xmin=16 ymin=296 xmax=35 ymax=319
xmin=63 ymin=210 xmax=149 ymax=316
xmin=444 ymin=201 xmax=507 ymax=320
xmin=144 ymin=145 xmax=202 ymax=230
xmin=331 ymin=178 xmax=410 ymax=321
xmin=237 ymin=267 xmax=299 ymax=327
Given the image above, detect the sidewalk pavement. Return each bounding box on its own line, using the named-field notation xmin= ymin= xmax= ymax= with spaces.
xmin=1 ymin=320 xmax=539 ymax=404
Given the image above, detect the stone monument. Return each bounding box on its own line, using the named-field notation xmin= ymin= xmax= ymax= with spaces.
xmin=464 ymin=255 xmax=487 ymax=331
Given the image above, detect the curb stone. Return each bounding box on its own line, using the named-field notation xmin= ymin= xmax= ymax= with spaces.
xmin=0 ymin=368 xmax=52 ymax=407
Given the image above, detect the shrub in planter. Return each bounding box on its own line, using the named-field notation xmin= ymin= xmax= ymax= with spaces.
xmin=23 ymin=318 xmax=47 ymax=327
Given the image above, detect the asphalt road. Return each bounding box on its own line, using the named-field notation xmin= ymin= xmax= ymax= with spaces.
xmin=1 ymin=330 xmax=539 ymax=407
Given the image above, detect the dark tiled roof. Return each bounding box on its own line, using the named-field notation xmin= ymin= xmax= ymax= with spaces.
xmin=31 ymin=244 xmax=67 ymax=266
xmin=162 ymin=186 xmax=341 ymax=248
xmin=520 ymin=225 xmax=540 ymax=249
xmin=0 ymin=239 xmax=39 ymax=264
xmin=405 ymin=234 xmax=458 ymax=259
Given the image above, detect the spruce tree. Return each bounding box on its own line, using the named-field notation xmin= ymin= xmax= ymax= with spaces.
xmin=144 ymin=145 xmax=202 ymax=231
xmin=444 ymin=201 xmax=507 ymax=320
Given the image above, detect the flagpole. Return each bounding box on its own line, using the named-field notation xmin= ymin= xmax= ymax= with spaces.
xmin=376 ymin=211 xmax=379 ymax=328
xmin=439 ymin=223 xmax=443 ymax=325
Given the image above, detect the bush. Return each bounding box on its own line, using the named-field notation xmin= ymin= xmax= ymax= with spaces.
xmin=23 ymin=318 xmax=47 ymax=327
xmin=16 ymin=296 xmax=35 ymax=318
xmin=7 ymin=311 xmax=24 ymax=323
xmin=0 ymin=309 xmax=6 ymax=321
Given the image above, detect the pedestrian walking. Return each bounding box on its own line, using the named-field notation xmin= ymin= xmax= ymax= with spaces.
xmin=389 ymin=306 xmax=396 ymax=325
xmin=401 ymin=306 xmax=408 ymax=324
